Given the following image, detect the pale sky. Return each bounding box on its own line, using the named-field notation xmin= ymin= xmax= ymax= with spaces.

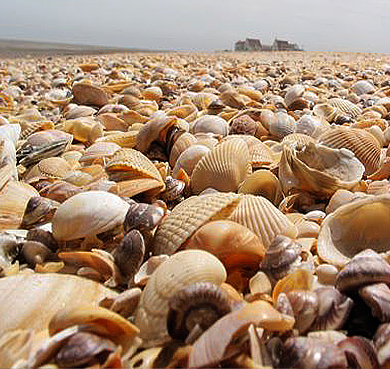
xmin=1 ymin=0 xmax=390 ymax=53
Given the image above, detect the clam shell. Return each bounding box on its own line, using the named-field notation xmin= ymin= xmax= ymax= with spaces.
xmin=108 ymin=178 xmax=165 ymax=198
xmin=79 ymin=142 xmax=121 ymax=165
xmin=52 ymin=191 xmax=130 ymax=241
xmin=153 ymin=192 xmax=241 ymax=255
xmin=72 ymin=82 xmax=109 ymax=108
xmin=96 ymin=130 xmax=138 ymax=148
xmin=268 ymin=111 xmax=296 ymax=139
xmin=228 ymin=194 xmax=298 ymax=249
xmin=295 ymin=114 xmax=330 ymax=138
xmin=318 ymin=126 xmax=381 ymax=175
xmin=328 ymin=98 xmax=362 ymax=118
xmin=190 ymin=138 xmax=251 ymax=194
xmin=172 ymin=144 xmax=210 ymax=177
xmin=318 ymin=194 xmax=390 ymax=267
xmin=105 ymin=148 xmax=164 ymax=183
xmin=191 ymin=115 xmax=229 ymax=137
xmin=135 ymin=249 xmax=227 ymax=347
xmin=169 ymin=132 xmax=197 ymax=167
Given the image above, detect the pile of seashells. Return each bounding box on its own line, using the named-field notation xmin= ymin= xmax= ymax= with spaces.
xmin=1 ymin=50 xmax=390 ymax=367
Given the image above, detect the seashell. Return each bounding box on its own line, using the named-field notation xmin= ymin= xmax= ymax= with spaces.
xmin=96 ymin=130 xmax=139 ymax=148
xmin=39 ymin=180 xmax=83 ymax=203
xmin=63 ymin=104 xmax=97 ymax=120
xmin=0 ymin=273 xmax=117 ymax=334
xmin=190 ymin=138 xmax=251 ymax=194
xmin=135 ymin=249 xmax=227 ymax=347
xmin=374 ymin=323 xmax=390 ymax=367
xmin=307 ymin=330 xmax=347 ymax=344
xmin=268 ymin=111 xmax=296 ymax=139
xmin=335 ymin=249 xmax=390 ymax=292
xmin=318 ymin=195 xmax=390 ymax=267
xmin=44 ymin=88 xmax=73 ymax=106
xmin=351 ymin=80 xmax=375 ymax=95
xmin=105 ymin=148 xmax=164 ymax=184
xmin=153 ymin=192 xmax=241 ymax=255
xmin=169 ymin=131 xmax=197 ymax=167
xmin=279 ymin=142 xmax=365 ymax=198
xmin=124 ymin=201 xmax=165 ymax=234
xmin=220 ymin=90 xmax=247 ymax=109
xmin=191 ymin=115 xmax=229 ymax=137
xmin=229 ymin=114 xmax=258 ymax=136
xmin=109 ymin=177 xmax=165 ymax=199
xmin=141 ymin=86 xmax=163 ymax=101
xmin=172 ymin=144 xmax=210 ymax=178
xmin=184 ymin=220 xmax=266 ymax=276
xmin=97 ymin=112 xmax=128 ymax=131
xmin=52 ymin=191 xmax=129 ymax=242
xmin=338 ymin=336 xmax=379 ymax=369
xmin=325 ymin=189 xmax=367 ymax=214
xmin=316 ymin=263 xmax=339 ymax=285
xmin=24 ymin=129 xmax=73 ymax=147
xmin=359 ymin=283 xmax=390 ymax=322
xmin=166 ymin=104 xmax=197 ymax=120
xmin=72 ymin=82 xmax=109 ymax=107
xmin=21 ymin=195 xmax=59 ymax=229
xmin=79 ymin=63 xmax=100 ymax=72
xmin=318 ymin=126 xmax=381 ymax=175
xmin=79 ymin=142 xmax=121 ymax=165
xmin=284 ymin=84 xmax=308 ymax=110
xmin=228 ymin=195 xmax=298 ymax=249
xmin=188 ymin=300 xmax=294 ymax=369
xmin=134 ymin=254 xmax=169 ymax=287
xmin=238 ymin=170 xmax=283 ymax=205
xmin=64 ymin=117 xmax=103 ymax=144
xmin=295 ymin=114 xmax=330 ymax=138
xmin=328 ymin=97 xmax=362 ymax=118
xmin=286 ymin=290 xmax=318 ymax=333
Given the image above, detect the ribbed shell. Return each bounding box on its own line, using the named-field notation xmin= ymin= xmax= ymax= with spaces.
xmin=24 ymin=157 xmax=72 ymax=180
xmin=318 ymin=126 xmax=381 ymax=175
xmin=281 ymin=133 xmax=316 ymax=148
xmin=250 ymin=142 xmax=275 ymax=167
xmin=328 ymin=98 xmax=362 ymax=118
xmin=228 ymin=195 xmax=298 ymax=249
xmin=269 ymin=111 xmax=296 ymax=139
xmin=191 ymin=115 xmax=229 ymax=136
xmin=172 ymin=144 xmax=210 ymax=177
xmin=80 ymin=142 xmax=121 ymax=164
xmin=108 ymin=178 xmax=165 ymax=198
xmin=135 ymin=250 xmax=226 ymax=347
xmin=105 ymin=148 xmax=164 ymax=183
xmin=190 ymin=139 xmax=251 ymax=194
xmin=153 ymin=192 xmax=241 ymax=255
xmin=96 ymin=131 xmax=138 ymax=148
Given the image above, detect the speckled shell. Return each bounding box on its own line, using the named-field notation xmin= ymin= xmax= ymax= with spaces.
xmin=318 ymin=126 xmax=381 ymax=175
xmin=135 ymin=249 xmax=227 ymax=347
xmin=52 ymin=191 xmax=130 ymax=241
xmin=328 ymin=98 xmax=362 ymax=118
xmin=318 ymin=194 xmax=390 ymax=267
xmin=228 ymin=194 xmax=298 ymax=249
xmin=153 ymin=192 xmax=241 ymax=255
xmin=190 ymin=138 xmax=252 ymax=194
xmin=105 ymin=148 xmax=164 ymax=183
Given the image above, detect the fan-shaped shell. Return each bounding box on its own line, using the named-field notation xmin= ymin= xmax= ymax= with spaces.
xmin=269 ymin=111 xmax=296 ymax=139
xmin=105 ymin=148 xmax=164 ymax=183
xmin=52 ymin=191 xmax=130 ymax=241
xmin=96 ymin=130 xmax=138 ymax=148
xmin=295 ymin=114 xmax=330 ymax=138
xmin=79 ymin=142 xmax=121 ymax=165
xmin=153 ymin=192 xmax=241 ymax=255
xmin=318 ymin=194 xmax=390 ymax=267
xmin=318 ymin=126 xmax=381 ymax=175
xmin=135 ymin=249 xmax=227 ymax=347
xmin=228 ymin=194 xmax=298 ymax=249
xmin=328 ymin=98 xmax=362 ymax=118
xmin=191 ymin=115 xmax=228 ymax=136
xmin=190 ymin=138 xmax=251 ymax=194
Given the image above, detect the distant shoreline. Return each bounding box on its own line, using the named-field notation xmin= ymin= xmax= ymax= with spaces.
xmin=0 ymin=38 xmax=166 ymax=58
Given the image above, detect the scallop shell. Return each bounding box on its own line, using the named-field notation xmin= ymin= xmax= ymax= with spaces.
xmin=52 ymin=191 xmax=130 ymax=241
xmin=228 ymin=194 xmax=298 ymax=249
xmin=190 ymin=138 xmax=251 ymax=194
xmin=318 ymin=126 xmax=381 ymax=175
xmin=105 ymin=148 xmax=164 ymax=183
xmin=318 ymin=194 xmax=390 ymax=267
xmin=153 ymin=192 xmax=241 ymax=255
xmin=268 ymin=111 xmax=296 ymax=139
xmin=328 ymin=98 xmax=362 ymax=118
xmin=135 ymin=249 xmax=226 ymax=347
xmin=79 ymin=142 xmax=121 ymax=165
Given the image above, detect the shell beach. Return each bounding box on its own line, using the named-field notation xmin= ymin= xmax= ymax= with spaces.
xmin=0 ymin=49 xmax=390 ymax=367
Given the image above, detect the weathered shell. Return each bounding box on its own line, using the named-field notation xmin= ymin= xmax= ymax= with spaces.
xmin=351 ymin=80 xmax=375 ymax=95
xmin=108 ymin=178 xmax=165 ymax=199
xmin=52 ymin=191 xmax=129 ymax=241
xmin=72 ymin=82 xmax=109 ymax=107
xmin=172 ymin=144 xmax=210 ymax=177
xmin=79 ymin=142 xmax=121 ymax=165
xmin=135 ymin=249 xmax=227 ymax=347
xmin=279 ymin=142 xmax=365 ymax=198
xmin=24 ymin=157 xmax=73 ymax=181
xmin=269 ymin=111 xmax=296 ymax=139
xmin=295 ymin=114 xmax=330 ymax=138
xmin=318 ymin=126 xmax=382 ymax=175
xmin=190 ymin=138 xmax=251 ymax=194
xmin=318 ymin=194 xmax=390 ymax=267
xmin=169 ymin=132 xmax=197 ymax=167
xmin=96 ymin=130 xmax=138 ymax=148
xmin=359 ymin=283 xmax=390 ymax=322
xmin=328 ymin=97 xmax=362 ymax=118
xmin=228 ymin=195 xmax=298 ymax=249
xmin=105 ymin=148 xmax=164 ymax=184
xmin=153 ymin=192 xmax=241 ymax=255
xmin=191 ymin=115 xmax=228 ymax=136
xmin=284 ymin=84 xmax=306 ymax=109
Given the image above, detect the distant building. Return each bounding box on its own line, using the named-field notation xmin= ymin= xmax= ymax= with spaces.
xmin=235 ymin=38 xmax=262 ymax=51
xmin=271 ymin=38 xmax=301 ymax=51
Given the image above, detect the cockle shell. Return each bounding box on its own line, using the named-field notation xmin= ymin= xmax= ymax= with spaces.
xmin=172 ymin=144 xmax=210 ymax=177
xmin=52 ymin=191 xmax=129 ymax=241
xmin=153 ymin=192 xmax=241 ymax=255
xmin=79 ymin=142 xmax=121 ymax=165
xmin=269 ymin=111 xmax=296 ymax=139
xmin=318 ymin=126 xmax=381 ymax=175
xmin=190 ymin=138 xmax=251 ymax=194
xmin=279 ymin=142 xmax=365 ymax=198
xmin=318 ymin=194 xmax=390 ymax=267
xmin=190 ymin=115 xmax=229 ymax=137
xmin=135 ymin=249 xmax=227 ymax=347
xmin=328 ymin=97 xmax=362 ymax=118
xmin=108 ymin=178 xmax=165 ymax=199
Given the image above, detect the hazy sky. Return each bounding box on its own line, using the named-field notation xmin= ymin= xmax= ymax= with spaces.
xmin=1 ymin=0 xmax=390 ymax=53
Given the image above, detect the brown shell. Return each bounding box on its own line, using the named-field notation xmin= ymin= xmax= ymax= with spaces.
xmin=96 ymin=131 xmax=138 ymax=148
xmin=108 ymin=178 xmax=165 ymax=198
xmin=190 ymin=138 xmax=251 ymax=194
xmin=72 ymin=82 xmax=109 ymax=108
xmin=318 ymin=126 xmax=382 ymax=175
xmin=153 ymin=192 xmax=241 ymax=255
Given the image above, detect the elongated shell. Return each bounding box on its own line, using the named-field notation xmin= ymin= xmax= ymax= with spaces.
xmin=318 ymin=194 xmax=390 ymax=267
xmin=0 ymin=273 xmax=117 ymax=334
xmin=190 ymin=138 xmax=251 ymax=194
xmin=135 ymin=249 xmax=226 ymax=347
xmin=318 ymin=126 xmax=381 ymax=175
xmin=153 ymin=192 xmax=241 ymax=255
xmin=52 ymin=191 xmax=130 ymax=241
xmin=228 ymin=194 xmax=298 ymax=249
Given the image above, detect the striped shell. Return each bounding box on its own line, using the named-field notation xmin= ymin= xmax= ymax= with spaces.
xmin=190 ymin=138 xmax=251 ymax=194
xmin=328 ymin=98 xmax=362 ymax=118
xmin=135 ymin=249 xmax=226 ymax=347
xmin=105 ymin=148 xmax=164 ymax=184
xmin=228 ymin=194 xmax=298 ymax=249
xmin=318 ymin=126 xmax=381 ymax=175
xmin=269 ymin=111 xmax=296 ymax=139
xmin=281 ymin=133 xmax=317 ymax=148
xmin=318 ymin=194 xmax=390 ymax=267
xmin=153 ymin=192 xmax=241 ymax=255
